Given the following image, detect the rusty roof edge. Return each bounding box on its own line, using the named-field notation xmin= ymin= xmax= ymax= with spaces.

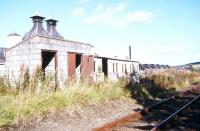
xmin=94 ymin=56 xmax=139 ymax=63
xmin=6 ymin=35 xmax=94 ymax=52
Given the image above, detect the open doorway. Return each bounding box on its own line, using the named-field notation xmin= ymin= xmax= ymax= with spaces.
xmin=75 ymin=53 xmax=82 ymax=78
xmin=41 ymin=50 xmax=57 ymax=76
xmin=76 ymin=54 xmax=82 ymax=68
xmin=102 ymin=58 xmax=108 ymax=76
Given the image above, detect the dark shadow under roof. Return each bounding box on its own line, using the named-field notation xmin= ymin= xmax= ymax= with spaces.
xmin=0 ymin=47 xmax=6 ymax=62
xmin=95 ymin=56 xmax=139 ymax=63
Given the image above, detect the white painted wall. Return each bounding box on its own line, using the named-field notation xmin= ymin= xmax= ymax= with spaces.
xmin=45 ymin=57 xmax=55 ymax=75
xmin=94 ymin=58 xmax=104 ymax=81
xmin=192 ymin=64 xmax=200 ymax=70
xmin=94 ymin=57 xmax=139 ymax=81
xmin=107 ymin=59 xmax=139 ymax=80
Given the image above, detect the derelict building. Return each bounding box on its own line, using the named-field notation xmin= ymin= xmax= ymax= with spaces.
xmin=6 ymin=12 xmax=94 ymax=85
xmin=5 ymin=11 xmax=139 ymax=86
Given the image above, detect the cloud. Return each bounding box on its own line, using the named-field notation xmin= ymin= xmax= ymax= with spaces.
xmin=72 ymin=7 xmax=85 ymax=17
xmin=83 ymin=3 xmax=154 ymax=27
xmin=126 ymin=11 xmax=153 ymax=23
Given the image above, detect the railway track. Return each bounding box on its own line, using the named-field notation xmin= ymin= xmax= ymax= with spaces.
xmin=93 ymin=86 xmax=200 ymax=131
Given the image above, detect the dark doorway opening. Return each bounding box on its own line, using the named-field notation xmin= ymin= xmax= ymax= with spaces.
xmin=41 ymin=50 xmax=57 ymax=76
xmin=102 ymin=58 xmax=108 ymax=76
xmin=41 ymin=50 xmax=57 ymax=91
xmin=76 ymin=54 xmax=82 ymax=68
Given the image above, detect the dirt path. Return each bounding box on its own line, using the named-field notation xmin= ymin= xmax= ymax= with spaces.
xmin=7 ymin=98 xmax=142 ymax=131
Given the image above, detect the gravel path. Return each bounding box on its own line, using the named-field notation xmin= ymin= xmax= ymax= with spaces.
xmin=8 ymin=98 xmax=142 ymax=131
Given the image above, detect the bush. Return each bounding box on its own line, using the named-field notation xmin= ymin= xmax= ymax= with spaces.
xmin=0 ymin=77 xmax=12 ymax=94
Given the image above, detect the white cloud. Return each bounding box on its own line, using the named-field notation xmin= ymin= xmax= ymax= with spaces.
xmin=127 ymin=11 xmax=153 ymax=23
xmin=72 ymin=7 xmax=85 ymax=17
xmin=84 ymin=3 xmax=154 ymax=27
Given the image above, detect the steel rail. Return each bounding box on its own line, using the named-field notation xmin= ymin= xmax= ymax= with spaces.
xmin=93 ymin=86 xmax=200 ymax=131
xmin=150 ymin=94 xmax=200 ymax=131
xmin=93 ymin=94 xmax=181 ymax=131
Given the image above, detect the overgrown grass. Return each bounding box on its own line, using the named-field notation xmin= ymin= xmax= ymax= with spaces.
xmin=1 ymin=68 xmax=200 ymax=128
xmin=128 ymin=70 xmax=200 ymax=106
xmin=145 ymin=70 xmax=200 ymax=90
xmin=0 ymin=76 xmax=130 ymax=127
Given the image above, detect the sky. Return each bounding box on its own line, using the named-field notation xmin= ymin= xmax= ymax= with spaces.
xmin=0 ymin=0 xmax=200 ymax=65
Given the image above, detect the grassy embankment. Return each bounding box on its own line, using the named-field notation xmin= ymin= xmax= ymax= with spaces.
xmin=129 ymin=70 xmax=200 ymax=101
xmin=0 ymin=67 xmax=130 ymax=127
xmin=0 ymin=68 xmax=200 ymax=127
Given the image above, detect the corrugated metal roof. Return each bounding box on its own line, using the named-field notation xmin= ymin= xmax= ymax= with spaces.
xmin=140 ymin=63 xmax=189 ymax=71
xmin=140 ymin=64 xmax=173 ymax=70
xmin=189 ymin=62 xmax=200 ymax=65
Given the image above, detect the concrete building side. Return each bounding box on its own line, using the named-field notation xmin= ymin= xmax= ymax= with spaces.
xmin=191 ymin=64 xmax=200 ymax=70
xmin=6 ymin=35 xmax=93 ymax=85
xmin=94 ymin=57 xmax=139 ymax=81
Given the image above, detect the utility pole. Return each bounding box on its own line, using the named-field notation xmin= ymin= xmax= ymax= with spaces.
xmin=129 ymin=45 xmax=132 ymax=60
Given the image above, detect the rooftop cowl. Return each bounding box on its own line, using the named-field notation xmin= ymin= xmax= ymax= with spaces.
xmin=23 ymin=11 xmax=49 ymax=40
xmin=46 ymin=17 xmax=64 ymax=39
